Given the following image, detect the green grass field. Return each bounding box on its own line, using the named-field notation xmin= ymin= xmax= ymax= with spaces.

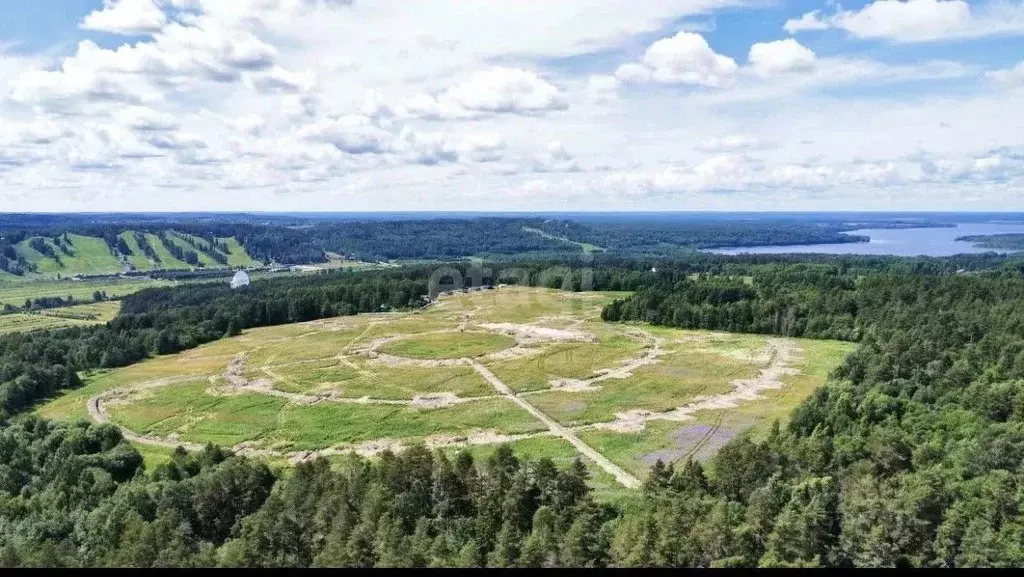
xmin=35 ymin=287 xmax=853 ymax=489
xmin=486 ymin=328 xmax=645 ymax=392
xmin=265 ymin=361 xmax=495 ymax=399
xmin=0 ymin=277 xmax=173 ymax=307
xmin=380 ymin=331 xmax=516 ymax=359
xmin=110 ymin=379 xmax=544 ymax=450
xmin=0 ymin=300 xmax=122 ymax=335
xmin=0 ymin=313 xmax=95 ymax=335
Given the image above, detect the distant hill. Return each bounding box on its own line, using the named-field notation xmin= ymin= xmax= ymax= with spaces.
xmin=0 ymin=228 xmax=261 ymax=280
xmin=1 ymin=212 xmax=951 ymax=279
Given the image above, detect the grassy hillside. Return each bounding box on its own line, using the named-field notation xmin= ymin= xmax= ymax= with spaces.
xmin=165 ymin=232 xmax=221 ymax=268
xmin=144 ymin=233 xmax=191 ymax=270
xmin=118 ymin=231 xmax=155 ymax=272
xmin=117 ymin=231 xmax=154 ymax=272
xmin=218 ymin=237 xmax=261 ymax=268
xmin=16 ymin=234 xmax=125 ymax=277
xmin=4 ymin=230 xmax=260 ymax=279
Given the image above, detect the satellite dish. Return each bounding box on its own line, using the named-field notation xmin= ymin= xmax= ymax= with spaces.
xmin=230 ymin=270 xmax=250 ymax=289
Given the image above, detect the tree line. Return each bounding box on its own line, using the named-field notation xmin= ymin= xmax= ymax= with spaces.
xmin=6 ymin=214 xmax=999 ymax=270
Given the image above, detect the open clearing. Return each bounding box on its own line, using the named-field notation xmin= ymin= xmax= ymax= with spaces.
xmin=0 ymin=277 xmax=173 ymax=307
xmin=37 ymin=286 xmax=852 ymax=487
xmin=0 ymin=301 xmax=122 ymax=335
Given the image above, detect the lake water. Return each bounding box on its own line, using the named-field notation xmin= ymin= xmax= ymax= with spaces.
xmin=708 ymin=223 xmax=1024 ymax=256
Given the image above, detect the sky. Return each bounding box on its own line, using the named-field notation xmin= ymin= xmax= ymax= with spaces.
xmin=0 ymin=0 xmax=1022 ymax=212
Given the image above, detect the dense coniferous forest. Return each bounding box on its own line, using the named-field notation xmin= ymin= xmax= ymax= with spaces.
xmin=0 ymin=213 xmax=964 ymax=269
xmin=6 ymin=252 xmax=1024 ymax=566
xmin=530 ymin=219 xmax=868 ymax=253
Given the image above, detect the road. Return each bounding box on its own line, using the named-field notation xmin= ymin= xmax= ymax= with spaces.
xmin=469 ymin=360 xmax=641 ymax=488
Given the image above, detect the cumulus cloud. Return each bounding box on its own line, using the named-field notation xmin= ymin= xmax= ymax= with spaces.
xmin=531 ymin=141 xmax=580 ymax=173
xmin=0 ymin=0 xmax=1020 ymax=211
xmin=615 ymin=31 xmax=737 ymax=87
xmin=244 ymin=66 xmax=317 ymax=94
xmin=747 ymin=39 xmax=816 ymax=76
xmin=782 ymin=10 xmax=831 ymax=33
xmin=396 ymin=128 xmax=507 ymax=165
xmin=80 ymin=0 xmax=168 ymax=36
xmin=784 ymin=0 xmax=1024 ymax=43
xmin=402 ymin=67 xmax=568 ymax=119
xmin=601 ymin=156 xmax=917 ymax=195
xmin=119 ymin=105 xmax=179 ymax=131
xmin=297 ymin=115 xmax=393 ymax=155
xmin=10 ymin=15 xmax=280 ymax=112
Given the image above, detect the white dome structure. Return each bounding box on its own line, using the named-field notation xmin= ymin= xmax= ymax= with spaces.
xmin=230 ymin=270 xmax=250 ymax=289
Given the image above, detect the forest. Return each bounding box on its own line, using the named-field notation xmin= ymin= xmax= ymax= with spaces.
xmin=957 ymin=234 xmax=1024 ymax=251
xmin=0 ymin=213 xmax=965 ymax=271
xmin=5 ymin=252 xmax=1024 ymax=565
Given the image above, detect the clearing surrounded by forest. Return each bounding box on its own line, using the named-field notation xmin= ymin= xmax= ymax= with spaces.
xmin=38 ymin=287 xmax=852 ymax=487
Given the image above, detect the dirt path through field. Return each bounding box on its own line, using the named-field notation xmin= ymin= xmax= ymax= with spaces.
xmin=469 ymin=360 xmax=641 ymax=488
xmin=87 ymin=377 xmax=208 ymax=451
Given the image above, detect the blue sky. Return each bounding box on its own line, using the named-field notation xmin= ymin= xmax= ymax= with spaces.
xmin=0 ymin=0 xmax=1022 ymax=211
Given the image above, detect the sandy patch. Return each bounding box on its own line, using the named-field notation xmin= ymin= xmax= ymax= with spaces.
xmin=548 ymin=378 xmax=601 ymax=392
xmin=588 ymin=338 xmax=802 ymax=433
xmin=479 ymin=323 xmax=597 ymax=343
xmin=411 ymin=392 xmax=479 ymax=409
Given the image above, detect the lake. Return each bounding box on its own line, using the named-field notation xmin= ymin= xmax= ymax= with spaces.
xmin=707 ymin=223 xmax=1024 ymax=256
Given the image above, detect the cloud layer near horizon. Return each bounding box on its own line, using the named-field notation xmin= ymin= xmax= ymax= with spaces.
xmin=0 ymin=0 xmax=1023 ymax=211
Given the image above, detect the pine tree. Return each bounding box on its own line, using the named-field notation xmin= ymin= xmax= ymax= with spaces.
xmin=520 ymin=506 xmax=558 ymax=568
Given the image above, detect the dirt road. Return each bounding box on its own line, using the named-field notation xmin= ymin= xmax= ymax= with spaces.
xmin=469 ymin=360 xmax=641 ymax=488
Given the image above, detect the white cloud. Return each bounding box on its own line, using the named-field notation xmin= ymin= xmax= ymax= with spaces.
xmin=785 ymin=0 xmax=1024 ymax=43
xmin=244 ymin=66 xmax=317 ymax=94
xmin=587 ymin=75 xmax=620 ymax=103
xmin=531 ymin=141 xmax=580 ymax=173
xmin=81 ymin=0 xmax=168 ymax=36
xmin=402 ymin=67 xmax=568 ymax=119
xmin=0 ymin=0 xmax=1021 ymax=211
xmin=748 ymin=39 xmax=816 ymax=76
xmin=395 ymin=128 xmax=507 ymax=165
xmin=783 ymin=10 xmax=831 ymax=33
xmin=616 ymin=31 xmax=737 ymax=87
xmin=987 ymin=62 xmax=1024 ymax=85
xmin=697 ymin=135 xmax=765 ymax=152
xmin=296 ymin=115 xmax=393 ymax=155
xmin=119 ymin=105 xmax=179 ymax=131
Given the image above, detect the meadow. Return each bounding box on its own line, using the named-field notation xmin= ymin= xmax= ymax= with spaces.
xmin=0 ymin=301 xmax=123 ymax=335
xmin=36 ymin=287 xmax=853 ymax=487
xmin=0 ymin=275 xmax=174 ymax=306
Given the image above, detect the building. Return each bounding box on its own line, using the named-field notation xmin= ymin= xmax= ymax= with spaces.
xmin=230 ymin=270 xmax=251 ymax=289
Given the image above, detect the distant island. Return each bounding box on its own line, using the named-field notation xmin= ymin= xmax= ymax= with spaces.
xmin=956 ymin=233 xmax=1024 ymax=251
